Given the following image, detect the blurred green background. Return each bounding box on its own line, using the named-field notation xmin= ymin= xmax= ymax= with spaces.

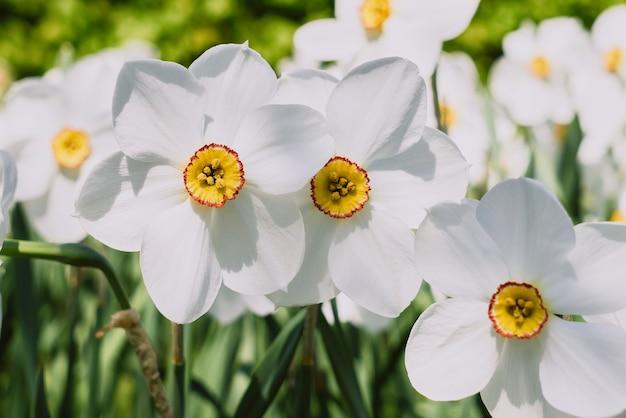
xmin=1 ymin=0 xmax=625 ymax=81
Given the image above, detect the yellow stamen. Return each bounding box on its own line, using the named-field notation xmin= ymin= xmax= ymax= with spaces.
xmin=360 ymin=0 xmax=391 ymax=34
xmin=52 ymin=128 xmax=91 ymax=169
xmin=488 ymin=281 xmax=548 ymax=339
xmin=183 ymin=144 xmax=245 ymax=208
xmin=604 ymin=47 xmax=623 ymax=73
xmin=529 ymin=55 xmax=551 ymax=79
xmin=610 ymin=209 xmax=626 ymax=223
xmin=438 ymin=101 xmax=457 ymax=129
xmin=311 ymin=156 xmax=370 ymax=219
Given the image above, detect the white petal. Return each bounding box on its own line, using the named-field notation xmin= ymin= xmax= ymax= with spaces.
xmin=481 ymin=337 xmax=546 ymax=418
xmin=234 ymin=104 xmax=333 ymax=195
xmin=415 ymin=200 xmax=509 ymax=300
xmin=269 ymin=204 xmax=339 ymax=307
xmin=212 ymin=189 xmax=304 ymax=295
xmin=329 ymin=206 xmax=420 ymax=317
xmin=189 ymin=43 xmax=277 ymax=143
xmin=404 ymin=0 xmax=480 ymax=41
xmin=0 ymin=150 xmax=17 ymax=210
xmin=502 ymin=22 xmax=537 ymax=64
xmin=13 ymin=138 xmax=57 ymax=202
xmin=327 ymin=57 xmax=427 ymax=164
xmin=271 ymin=69 xmax=338 ymax=114
xmin=76 ymin=152 xmax=185 ymax=252
xmin=113 ymin=60 xmax=206 ymax=165
xmin=368 ymin=127 xmax=469 ymax=228
xmin=592 ymin=5 xmax=626 ymax=51
xmin=293 ymin=19 xmax=364 ymax=63
xmin=140 ymin=200 xmax=221 ymax=323
xmin=208 ymin=286 xmax=248 ymax=324
xmin=476 ymin=178 xmax=575 ymax=281
xmin=323 ymin=293 xmax=392 ymax=334
xmin=243 ymin=294 xmax=275 ymax=317
xmin=405 ymin=298 xmax=498 ymax=401
xmin=24 ymin=172 xmax=86 ymax=243
xmin=541 ymin=223 xmax=626 ymax=315
xmin=539 ymin=318 xmax=626 ymax=418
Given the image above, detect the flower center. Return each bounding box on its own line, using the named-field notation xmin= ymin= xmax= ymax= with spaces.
xmin=604 ymin=47 xmax=623 ymax=73
xmin=610 ymin=209 xmax=626 ymax=223
xmin=488 ymin=281 xmax=548 ymax=339
xmin=52 ymin=128 xmax=91 ymax=169
xmin=183 ymin=144 xmax=245 ymax=208
xmin=310 ymin=156 xmax=370 ymax=219
xmin=529 ymin=55 xmax=551 ymax=79
xmin=438 ymin=101 xmax=457 ymax=129
xmin=360 ymin=0 xmax=391 ymax=34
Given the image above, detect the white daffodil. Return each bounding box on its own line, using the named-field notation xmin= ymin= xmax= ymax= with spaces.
xmin=209 ymin=286 xmax=275 ymax=325
xmin=269 ymin=58 xmax=469 ymax=317
xmin=321 ymin=293 xmax=392 ymax=334
xmin=0 ymin=151 xmax=17 ymax=333
xmin=0 ymin=45 xmax=154 ymax=243
xmin=405 ymin=177 xmax=626 ymax=418
xmin=490 ymin=18 xmax=588 ymax=126
xmin=587 ymin=5 xmax=626 ymax=81
xmin=432 ymin=52 xmax=490 ymax=184
xmin=76 ymin=43 xmax=333 ymax=323
xmin=570 ymin=57 xmax=626 ymax=166
xmin=293 ymin=0 xmax=480 ymax=77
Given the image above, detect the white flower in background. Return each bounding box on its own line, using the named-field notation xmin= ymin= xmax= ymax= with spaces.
xmin=587 ymin=5 xmax=626 ymax=81
xmin=209 ymin=286 xmax=275 ymax=325
xmin=322 ymin=293 xmax=391 ymax=334
xmin=293 ymin=0 xmax=480 ymax=77
xmin=0 ymin=151 xmax=17 ymax=333
xmin=76 ymin=43 xmax=333 ymax=323
xmin=490 ymin=18 xmax=588 ymax=126
xmin=570 ymin=56 xmax=626 ymax=166
xmin=269 ymin=58 xmax=469 ymax=317
xmin=0 ymin=45 xmax=154 ymax=243
xmin=486 ymin=106 xmax=530 ymax=187
xmin=431 ymin=52 xmax=490 ymax=184
xmin=406 ymin=178 xmax=626 ymax=418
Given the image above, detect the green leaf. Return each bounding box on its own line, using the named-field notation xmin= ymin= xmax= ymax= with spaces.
xmin=557 ymin=118 xmax=583 ymax=223
xmin=318 ymin=313 xmax=371 ymax=418
xmin=32 ymin=369 xmax=51 ymax=418
xmin=233 ymin=309 xmax=306 ymax=418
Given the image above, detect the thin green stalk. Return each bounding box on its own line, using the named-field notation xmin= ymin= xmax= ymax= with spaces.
xmin=430 ymin=67 xmax=447 ymax=134
xmin=171 ymin=322 xmax=186 ymax=418
xmin=295 ymin=305 xmax=319 ymax=417
xmin=0 ymin=239 xmax=130 ymax=309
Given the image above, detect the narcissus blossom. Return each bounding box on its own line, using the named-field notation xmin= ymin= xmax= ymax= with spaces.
xmin=269 ymin=58 xmax=469 ymax=317
xmin=406 ymin=178 xmax=626 ymax=418
xmin=76 ymin=43 xmax=332 ymax=323
xmin=431 ymin=52 xmax=490 ymax=184
xmin=293 ymin=0 xmax=479 ymax=77
xmin=0 ymin=45 xmax=154 ymax=242
xmin=490 ymin=18 xmax=588 ymax=126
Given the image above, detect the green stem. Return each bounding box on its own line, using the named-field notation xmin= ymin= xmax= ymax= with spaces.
xmin=430 ymin=67 xmax=447 ymax=134
xmin=0 ymin=239 xmax=130 ymax=309
xmin=171 ymin=322 xmax=186 ymax=418
xmin=295 ymin=305 xmax=319 ymax=417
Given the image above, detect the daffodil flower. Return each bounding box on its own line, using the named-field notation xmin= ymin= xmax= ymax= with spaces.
xmin=293 ymin=0 xmax=479 ymax=77
xmin=0 ymin=46 xmax=154 ymax=242
xmin=406 ymin=178 xmax=626 ymax=418
xmin=490 ymin=18 xmax=588 ymax=126
xmin=431 ymin=52 xmax=490 ymax=184
xmin=269 ymin=58 xmax=469 ymax=317
xmin=76 ymin=43 xmax=333 ymax=323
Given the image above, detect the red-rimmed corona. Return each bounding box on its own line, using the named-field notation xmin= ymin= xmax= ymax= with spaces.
xmin=488 ymin=281 xmax=548 ymax=339
xmin=310 ymin=156 xmax=370 ymax=219
xmin=183 ymin=143 xmax=245 ymax=208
